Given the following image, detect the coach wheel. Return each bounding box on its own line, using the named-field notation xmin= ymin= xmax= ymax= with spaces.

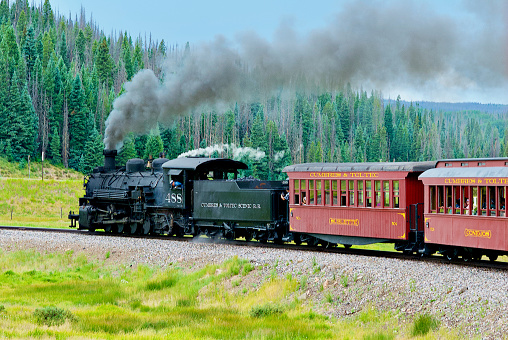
xmin=445 ymin=249 xmax=458 ymax=261
xmin=462 ymin=254 xmax=472 ymax=262
xmin=244 ymin=231 xmax=253 ymax=242
xmin=488 ymin=254 xmax=498 ymax=262
xmin=343 ymin=244 xmax=352 ymax=249
xmin=294 ymin=234 xmax=302 ymax=245
xmin=307 ymin=237 xmax=318 ymax=247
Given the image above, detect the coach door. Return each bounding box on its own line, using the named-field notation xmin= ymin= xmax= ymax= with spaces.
xmin=408 ymin=203 xmax=424 ymax=241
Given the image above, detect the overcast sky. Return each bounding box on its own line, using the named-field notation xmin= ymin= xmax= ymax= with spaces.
xmin=48 ymin=0 xmax=508 ymax=104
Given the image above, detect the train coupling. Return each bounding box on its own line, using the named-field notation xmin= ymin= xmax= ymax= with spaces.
xmin=68 ymin=211 xmax=79 ymax=228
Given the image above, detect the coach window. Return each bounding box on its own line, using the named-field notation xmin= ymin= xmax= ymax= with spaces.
xmin=430 ymin=186 xmax=437 ymax=213
xmin=309 ymin=180 xmax=315 ymax=205
xmin=375 ymin=180 xmax=382 ymax=207
xmin=340 ymin=180 xmax=347 ymax=206
xmin=453 ymin=186 xmax=461 ymax=214
xmin=325 ymin=180 xmax=330 ymax=205
xmin=479 ymin=186 xmax=487 ymax=216
xmin=301 ymin=180 xmax=307 ymax=204
xmin=316 ymin=180 xmax=322 ymax=205
xmin=471 ymin=187 xmax=478 ymax=215
xmin=293 ymin=179 xmax=300 ymax=204
xmin=462 ymin=186 xmax=470 ymax=214
xmin=437 ymin=186 xmax=444 ymax=213
xmin=332 ymin=180 xmax=338 ymax=205
xmin=358 ymin=181 xmax=364 ymax=207
xmin=445 ymin=186 xmax=452 ymax=213
xmin=383 ymin=181 xmax=390 ymax=207
xmin=488 ymin=186 xmax=496 ymax=216
xmin=366 ymin=181 xmax=372 ymax=207
xmin=348 ymin=180 xmax=355 ymax=206
xmin=498 ymin=187 xmax=506 ymax=216
xmin=393 ymin=181 xmax=399 ymax=208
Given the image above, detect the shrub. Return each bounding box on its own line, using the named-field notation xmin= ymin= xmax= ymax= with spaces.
xmin=0 ymin=305 xmax=5 ymax=313
xmin=411 ymin=313 xmax=440 ymax=336
xmin=33 ymin=306 xmax=75 ymax=326
xmin=241 ymin=262 xmax=254 ymax=276
xmin=249 ymin=303 xmax=284 ymax=318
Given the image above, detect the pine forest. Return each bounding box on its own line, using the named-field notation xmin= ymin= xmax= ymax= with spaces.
xmin=1 ymin=0 xmax=507 ymax=180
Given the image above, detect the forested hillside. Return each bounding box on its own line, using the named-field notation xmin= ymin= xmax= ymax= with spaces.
xmin=0 ymin=0 xmax=507 ymax=180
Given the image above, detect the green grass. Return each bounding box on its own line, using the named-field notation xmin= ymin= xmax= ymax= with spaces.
xmin=0 ymin=250 xmax=456 ymax=339
xmin=0 ymin=178 xmax=84 ymax=228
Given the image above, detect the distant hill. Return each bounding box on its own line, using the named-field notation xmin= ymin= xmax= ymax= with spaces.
xmin=384 ymin=100 xmax=508 ymax=115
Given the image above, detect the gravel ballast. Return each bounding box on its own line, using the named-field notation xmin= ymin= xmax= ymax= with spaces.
xmin=1 ymin=229 xmax=507 ymax=338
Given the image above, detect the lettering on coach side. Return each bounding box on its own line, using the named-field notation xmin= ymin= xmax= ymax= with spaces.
xmin=329 ymin=218 xmax=359 ymax=226
xmin=310 ymin=172 xmax=379 ymax=178
xmin=464 ymin=228 xmax=491 ymax=239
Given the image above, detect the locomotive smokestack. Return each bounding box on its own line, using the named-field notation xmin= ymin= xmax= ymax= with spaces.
xmin=103 ymin=149 xmax=117 ymax=172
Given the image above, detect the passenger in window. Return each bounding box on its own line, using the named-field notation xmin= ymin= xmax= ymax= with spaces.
xmin=281 ymin=190 xmax=289 ymax=201
xmin=455 ymin=200 xmax=460 ymax=209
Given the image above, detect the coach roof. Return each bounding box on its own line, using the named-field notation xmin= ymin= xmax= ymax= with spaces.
xmin=162 ymin=157 xmax=248 ymax=171
xmin=283 ymin=161 xmax=436 ymax=173
xmin=419 ymin=166 xmax=508 ymax=179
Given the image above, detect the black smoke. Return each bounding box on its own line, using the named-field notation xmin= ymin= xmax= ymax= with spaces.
xmin=104 ymin=0 xmax=508 ymax=149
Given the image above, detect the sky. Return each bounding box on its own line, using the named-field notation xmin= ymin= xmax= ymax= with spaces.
xmin=48 ymin=0 xmax=508 ymax=105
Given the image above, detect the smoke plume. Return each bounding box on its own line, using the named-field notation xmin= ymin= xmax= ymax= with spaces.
xmin=178 ymin=143 xmax=265 ymax=162
xmin=104 ymin=0 xmax=508 ymax=150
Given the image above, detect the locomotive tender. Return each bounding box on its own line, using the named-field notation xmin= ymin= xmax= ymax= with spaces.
xmin=70 ymin=150 xmax=508 ymax=262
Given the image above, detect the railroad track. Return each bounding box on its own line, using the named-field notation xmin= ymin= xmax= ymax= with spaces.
xmin=1 ymin=225 xmax=507 ymax=271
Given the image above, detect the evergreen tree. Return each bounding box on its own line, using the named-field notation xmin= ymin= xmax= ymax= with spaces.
xmin=121 ymin=32 xmax=134 ymax=80
xmin=143 ymin=129 xmax=164 ymax=159
xmin=384 ymin=105 xmax=394 ymax=158
xmin=68 ymin=75 xmax=88 ymax=168
xmin=23 ymin=26 xmax=36 ymax=79
xmin=59 ymin=31 xmax=69 ymax=68
xmin=79 ymin=126 xmax=103 ymax=174
xmin=48 ymin=126 xmax=61 ymax=164
xmin=95 ymin=37 xmax=113 ymax=87
xmin=117 ymin=136 xmax=137 ymax=166
xmin=75 ymin=29 xmax=86 ymax=65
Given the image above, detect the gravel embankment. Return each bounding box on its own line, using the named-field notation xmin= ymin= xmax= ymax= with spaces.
xmin=1 ymin=230 xmax=507 ymax=338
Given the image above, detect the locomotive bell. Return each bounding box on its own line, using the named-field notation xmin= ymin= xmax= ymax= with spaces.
xmin=103 ymin=149 xmax=117 ymax=172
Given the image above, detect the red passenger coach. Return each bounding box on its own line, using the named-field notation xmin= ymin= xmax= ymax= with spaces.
xmin=419 ymin=158 xmax=508 ymax=261
xmin=283 ymin=162 xmax=436 ymax=248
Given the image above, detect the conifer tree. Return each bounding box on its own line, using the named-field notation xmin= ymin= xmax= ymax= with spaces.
xmin=143 ymin=129 xmax=164 ymax=160
xmin=48 ymin=126 xmax=61 ymax=164
xmin=79 ymin=126 xmax=103 ymax=173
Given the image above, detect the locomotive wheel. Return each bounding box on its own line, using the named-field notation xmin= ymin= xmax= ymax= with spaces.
xmin=129 ymin=223 xmax=138 ymax=234
xmin=142 ymin=220 xmax=150 ymax=235
xmin=115 ymin=224 xmax=124 ymax=234
xmin=104 ymin=225 xmax=112 ymax=233
xmin=343 ymin=244 xmax=352 ymax=249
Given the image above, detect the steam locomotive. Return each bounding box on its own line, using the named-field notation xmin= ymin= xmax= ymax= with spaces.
xmin=69 ymin=150 xmax=289 ymax=242
xmin=70 ymin=150 xmax=508 ymax=262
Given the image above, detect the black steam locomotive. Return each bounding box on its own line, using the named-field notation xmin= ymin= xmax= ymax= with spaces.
xmin=69 ymin=150 xmax=289 ymax=242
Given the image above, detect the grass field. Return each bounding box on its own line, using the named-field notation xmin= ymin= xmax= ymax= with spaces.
xmin=0 ymin=250 xmax=448 ymax=339
xmin=0 ymin=157 xmax=84 ymax=228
